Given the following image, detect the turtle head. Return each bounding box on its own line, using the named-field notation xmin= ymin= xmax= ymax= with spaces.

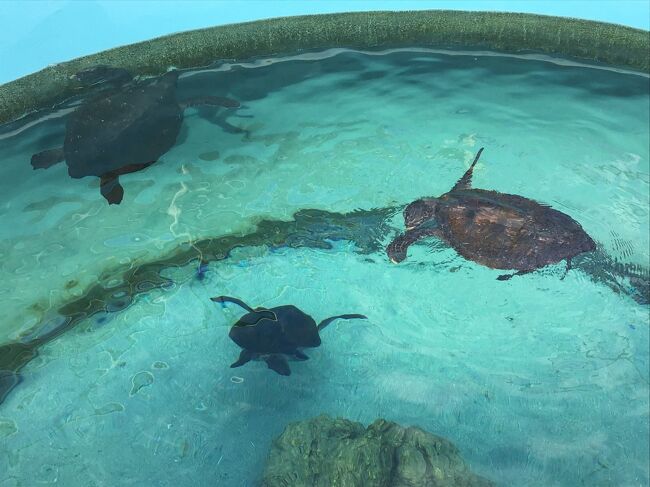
xmin=404 ymin=198 xmax=438 ymax=230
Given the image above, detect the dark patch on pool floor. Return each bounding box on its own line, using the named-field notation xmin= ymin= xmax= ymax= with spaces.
xmin=0 ymin=204 xmax=646 ymax=406
xmin=0 ymin=206 xmax=396 ymax=405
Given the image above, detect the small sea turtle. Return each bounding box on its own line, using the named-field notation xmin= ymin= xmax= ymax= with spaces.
xmin=387 ymin=148 xmax=596 ymax=279
xmin=30 ymin=68 xmax=240 ymax=204
xmin=211 ymin=295 xmax=367 ymax=376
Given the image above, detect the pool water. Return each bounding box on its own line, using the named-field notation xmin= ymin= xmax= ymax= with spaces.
xmin=0 ymin=48 xmax=648 ymax=486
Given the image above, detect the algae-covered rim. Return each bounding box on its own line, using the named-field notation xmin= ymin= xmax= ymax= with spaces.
xmin=0 ymin=10 xmax=648 ymax=125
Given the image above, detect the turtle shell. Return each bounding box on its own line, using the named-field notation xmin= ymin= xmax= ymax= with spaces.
xmin=63 ymin=72 xmax=183 ymax=179
xmin=228 ymin=305 xmax=321 ymax=354
xmin=434 ymin=188 xmax=596 ymax=271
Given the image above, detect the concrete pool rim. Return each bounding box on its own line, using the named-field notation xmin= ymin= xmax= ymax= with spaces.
xmin=0 ymin=10 xmax=648 ymax=125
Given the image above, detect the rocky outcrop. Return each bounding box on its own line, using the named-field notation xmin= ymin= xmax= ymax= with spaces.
xmin=262 ymin=415 xmax=494 ymax=487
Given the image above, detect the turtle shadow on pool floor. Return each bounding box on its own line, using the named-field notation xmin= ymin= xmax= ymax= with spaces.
xmin=29 ymin=65 xmax=241 ymax=205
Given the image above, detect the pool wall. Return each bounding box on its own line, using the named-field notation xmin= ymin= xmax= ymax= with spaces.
xmin=0 ymin=10 xmax=648 ymax=125
xmin=2 ymin=0 xmax=649 ymax=84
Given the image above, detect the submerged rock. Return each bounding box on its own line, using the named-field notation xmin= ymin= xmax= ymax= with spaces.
xmin=262 ymin=415 xmax=494 ymax=487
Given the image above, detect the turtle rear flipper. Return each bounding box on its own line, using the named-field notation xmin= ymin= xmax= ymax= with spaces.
xmin=264 ymin=355 xmax=291 ymax=376
xmin=451 ymin=147 xmax=484 ymax=191
xmin=560 ymin=258 xmax=573 ymax=280
xmin=181 ymin=96 xmax=240 ymax=110
xmin=230 ymin=349 xmax=255 ymax=368
xmin=31 ymin=148 xmax=64 ymax=169
xmin=98 ymin=161 xmax=158 ymax=205
xmin=100 ymin=174 xmax=124 ymax=205
xmin=293 ymin=350 xmax=309 ymax=361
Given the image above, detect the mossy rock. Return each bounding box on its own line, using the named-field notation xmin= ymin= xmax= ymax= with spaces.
xmin=262 ymin=415 xmax=494 ymax=487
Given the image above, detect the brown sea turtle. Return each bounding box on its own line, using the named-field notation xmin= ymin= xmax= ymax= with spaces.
xmin=30 ymin=68 xmax=240 ymax=204
xmin=211 ymin=295 xmax=367 ymax=376
xmin=387 ymin=148 xmax=596 ymax=280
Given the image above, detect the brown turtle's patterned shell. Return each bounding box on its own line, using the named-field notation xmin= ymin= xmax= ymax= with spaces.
xmin=64 ymin=72 xmax=183 ymax=179
xmin=435 ymin=189 xmax=596 ymax=271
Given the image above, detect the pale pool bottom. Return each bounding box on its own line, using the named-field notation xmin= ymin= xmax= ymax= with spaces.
xmin=1 ymin=242 xmax=647 ymax=486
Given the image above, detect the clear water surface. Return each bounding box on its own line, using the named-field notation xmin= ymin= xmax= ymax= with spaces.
xmin=0 ymin=48 xmax=648 ymax=486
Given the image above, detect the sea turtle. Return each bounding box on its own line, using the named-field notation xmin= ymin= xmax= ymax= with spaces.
xmin=30 ymin=68 xmax=240 ymax=204
xmin=211 ymin=295 xmax=367 ymax=376
xmin=387 ymin=148 xmax=596 ymax=280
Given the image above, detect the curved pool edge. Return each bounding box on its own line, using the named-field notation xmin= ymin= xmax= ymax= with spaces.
xmin=0 ymin=10 xmax=648 ymax=125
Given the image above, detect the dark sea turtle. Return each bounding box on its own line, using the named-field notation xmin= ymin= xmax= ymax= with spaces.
xmin=387 ymin=148 xmax=596 ymax=280
xmin=211 ymin=295 xmax=367 ymax=376
xmin=30 ymin=67 xmax=240 ymax=204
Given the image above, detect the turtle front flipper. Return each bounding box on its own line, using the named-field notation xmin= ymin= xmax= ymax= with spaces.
xmin=317 ymin=314 xmax=367 ymax=332
xmin=31 ymin=148 xmax=65 ymax=169
xmin=386 ymin=226 xmax=438 ymax=263
xmin=230 ymin=349 xmax=255 ymax=368
xmin=264 ymin=355 xmax=291 ymax=376
xmin=451 ymin=147 xmax=484 ymax=191
xmin=211 ymin=295 xmax=256 ymax=312
xmin=181 ymin=96 xmax=240 ymax=109
xmin=99 ymin=173 xmax=124 ymax=205
xmin=113 ymin=161 xmax=157 ymax=176
xmin=211 ymin=295 xmax=277 ymax=324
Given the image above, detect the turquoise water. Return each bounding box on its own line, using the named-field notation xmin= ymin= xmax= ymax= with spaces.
xmin=0 ymin=49 xmax=648 ymax=486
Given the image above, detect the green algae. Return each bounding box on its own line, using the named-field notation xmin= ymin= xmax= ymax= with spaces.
xmin=0 ymin=204 xmax=646 ymax=406
xmin=0 ymin=206 xmax=396 ymax=405
xmin=0 ymin=342 xmax=38 ymax=371
xmin=130 ymin=372 xmax=155 ymax=396
xmin=94 ymin=402 xmax=125 ymax=415
xmin=0 ymin=417 xmax=18 ymax=438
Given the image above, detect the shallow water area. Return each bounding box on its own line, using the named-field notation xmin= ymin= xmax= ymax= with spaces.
xmin=0 ymin=48 xmax=648 ymax=486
